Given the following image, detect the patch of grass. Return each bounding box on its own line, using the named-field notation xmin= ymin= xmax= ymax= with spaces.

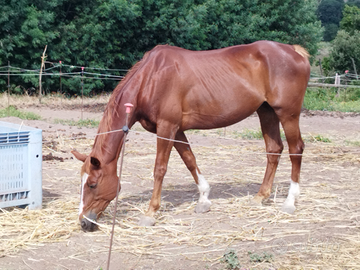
xmin=216 ymin=129 xmax=226 ymax=136
xmin=186 ymin=129 xmax=200 ymax=134
xmin=220 ymin=250 xmax=241 ymax=270
xmin=0 ymin=106 xmax=41 ymax=120
xmin=313 ymin=135 xmax=331 ymax=143
xmin=248 ymin=251 xmax=273 ymax=263
xmin=239 ymin=129 xmax=263 ymax=140
xmin=345 ymin=140 xmax=360 ymax=147
xmin=304 ymin=87 xmax=360 ymax=112
xmin=234 ymin=128 xmax=286 ymax=140
xmin=54 ymin=118 xmax=100 ymax=128
xmin=304 ymin=134 xmax=332 ymax=143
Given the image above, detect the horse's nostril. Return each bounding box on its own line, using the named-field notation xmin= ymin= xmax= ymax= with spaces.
xmin=81 ymin=220 xmax=88 ymax=230
xmin=80 ymin=218 xmax=97 ymax=232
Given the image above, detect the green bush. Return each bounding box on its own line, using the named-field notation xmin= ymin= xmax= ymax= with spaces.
xmin=322 ymin=6 xmax=360 ymax=75
xmin=304 ymin=87 xmax=360 ymax=112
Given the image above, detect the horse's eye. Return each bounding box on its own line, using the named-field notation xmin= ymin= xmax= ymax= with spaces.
xmin=89 ymin=183 xmax=97 ymax=189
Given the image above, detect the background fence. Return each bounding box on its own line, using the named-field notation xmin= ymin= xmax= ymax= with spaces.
xmin=1 ymin=58 xmax=360 ymax=118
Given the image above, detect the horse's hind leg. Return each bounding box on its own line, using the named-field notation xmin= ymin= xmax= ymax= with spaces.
xmin=173 ymin=131 xmax=211 ymax=213
xmin=276 ymin=112 xmax=304 ymax=214
xmin=253 ymin=102 xmax=284 ymax=204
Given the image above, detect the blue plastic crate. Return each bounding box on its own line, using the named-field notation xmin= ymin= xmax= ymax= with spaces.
xmin=0 ymin=121 xmax=42 ymax=209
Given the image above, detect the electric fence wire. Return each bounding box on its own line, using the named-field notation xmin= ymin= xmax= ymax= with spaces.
xmin=0 ymin=64 xmax=358 ymax=83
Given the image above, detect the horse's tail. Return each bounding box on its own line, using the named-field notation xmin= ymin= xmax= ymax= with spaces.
xmin=293 ymin=45 xmax=310 ymax=59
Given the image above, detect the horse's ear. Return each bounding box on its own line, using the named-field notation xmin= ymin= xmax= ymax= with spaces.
xmin=90 ymin=157 xmax=101 ymax=168
xmin=71 ymin=150 xmax=87 ymax=162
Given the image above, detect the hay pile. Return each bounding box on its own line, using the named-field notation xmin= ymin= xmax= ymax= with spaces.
xmin=0 ymin=198 xmax=79 ymax=257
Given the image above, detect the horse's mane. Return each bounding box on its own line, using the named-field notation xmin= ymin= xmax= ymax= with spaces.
xmin=113 ymin=54 xmax=151 ymax=99
xmin=94 ymin=50 xmax=152 ymax=154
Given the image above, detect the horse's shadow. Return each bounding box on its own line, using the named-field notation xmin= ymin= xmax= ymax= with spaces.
xmin=120 ymin=181 xmax=263 ymax=209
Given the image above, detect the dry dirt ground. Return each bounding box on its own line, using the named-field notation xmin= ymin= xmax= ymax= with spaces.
xmin=1 ymin=103 xmax=360 ymax=270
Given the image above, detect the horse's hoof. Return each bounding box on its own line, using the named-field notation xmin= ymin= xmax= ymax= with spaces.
xmin=195 ymin=201 xmax=211 ymax=213
xmin=250 ymin=196 xmax=263 ymax=206
xmin=138 ymin=215 xmax=156 ymax=226
xmin=281 ymin=202 xmax=296 ymax=214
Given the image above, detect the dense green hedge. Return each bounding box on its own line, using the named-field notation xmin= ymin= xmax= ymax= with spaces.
xmin=0 ymin=0 xmax=322 ymax=95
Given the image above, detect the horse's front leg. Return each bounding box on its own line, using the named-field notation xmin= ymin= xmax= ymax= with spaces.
xmin=138 ymin=124 xmax=177 ymax=226
xmin=173 ymin=131 xmax=211 ymax=213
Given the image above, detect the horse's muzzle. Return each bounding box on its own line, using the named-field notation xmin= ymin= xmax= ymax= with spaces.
xmin=80 ymin=212 xmax=97 ymax=232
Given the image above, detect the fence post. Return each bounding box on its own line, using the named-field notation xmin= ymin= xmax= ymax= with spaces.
xmin=59 ymin=61 xmax=62 ymax=95
xmin=319 ymin=59 xmax=324 ymax=82
xmin=39 ymin=45 xmax=47 ymax=103
xmin=81 ymin=67 xmax=84 ymax=120
xmin=7 ymin=61 xmax=10 ymax=116
xmin=334 ymin=73 xmax=341 ymax=97
xmin=59 ymin=61 xmax=62 ymax=106
xmin=335 ymin=73 xmax=340 ymax=85
xmin=351 ymin=57 xmax=358 ymax=80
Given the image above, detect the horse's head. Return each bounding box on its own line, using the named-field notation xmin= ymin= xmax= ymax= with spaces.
xmin=72 ymin=150 xmax=120 ymax=231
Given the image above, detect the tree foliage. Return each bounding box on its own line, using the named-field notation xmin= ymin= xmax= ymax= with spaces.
xmin=317 ymin=0 xmax=344 ymax=25
xmin=0 ymin=0 xmax=323 ymax=95
xmin=323 ymin=5 xmax=360 ymax=76
xmin=340 ymin=4 xmax=360 ymax=35
xmin=347 ymin=0 xmax=360 ymax=8
xmin=328 ymin=30 xmax=360 ymax=73
xmin=317 ymin=0 xmax=344 ymax=41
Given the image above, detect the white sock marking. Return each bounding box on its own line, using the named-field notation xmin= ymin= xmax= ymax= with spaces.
xmin=283 ymin=180 xmax=300 ymax=209
xmin=79 ymin=173 xmax=88 ymax=216
xmin=197 ymin=172 xmax=211 ymax=204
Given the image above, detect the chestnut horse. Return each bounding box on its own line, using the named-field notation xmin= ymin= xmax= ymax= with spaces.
xmin=72 ymin=40 xmax=310 ymax=231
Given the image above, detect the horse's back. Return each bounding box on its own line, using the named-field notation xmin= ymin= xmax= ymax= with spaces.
xmin=147 ymin=40 xmax=310 ymax=95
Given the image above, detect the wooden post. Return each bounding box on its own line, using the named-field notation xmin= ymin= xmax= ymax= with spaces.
xmin=335 ymin=73 xmax=340 ymax=85
xmin=351 ymin=57 xmax=358 ymax=80
xmin=81 ymin=67 xmax=84 ymax=120
xmin=59 ymin=61 xmax=62 ymax=106
xmin=334 ymin=73 xmax=341 ymax=97
xmin=318 ymin=59 xmax=324 ymax=82
xmin=39 ymin=45 xmax=47 ymax=103
xmin=7 ymin=61 xmax=10 ymax=116
xmin=59 ymin=61 xmax=62 ymax=95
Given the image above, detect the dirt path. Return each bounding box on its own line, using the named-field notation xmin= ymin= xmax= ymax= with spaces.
xmin=0 ymin=108 xmax=359 ymax=270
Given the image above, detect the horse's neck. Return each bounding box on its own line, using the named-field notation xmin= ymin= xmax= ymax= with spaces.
xmin=92 ymin=60 xmax=144 ymax=164
xmin=93 ymin=99 xmax=136 ymax=164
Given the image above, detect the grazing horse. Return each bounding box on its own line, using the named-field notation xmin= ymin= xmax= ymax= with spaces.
xmin=72 ymin=40 xmax=310 ymax=231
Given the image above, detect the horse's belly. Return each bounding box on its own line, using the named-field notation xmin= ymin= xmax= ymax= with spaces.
xmin=181 ymin=96 xmax=263 ymax=130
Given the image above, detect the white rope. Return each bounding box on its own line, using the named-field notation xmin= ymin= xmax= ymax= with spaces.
xmin=95 ymin=129 xmax=125 ymax=136
xmin=83 ymin=214 xmax=105 ymax=227
xmin=13 ymin=126 xmax=360 ymax=157
xmin=156 ymin=135 xmax=190 ymax=145
xmin=92 ymin=128 xmax=190 ymax=145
